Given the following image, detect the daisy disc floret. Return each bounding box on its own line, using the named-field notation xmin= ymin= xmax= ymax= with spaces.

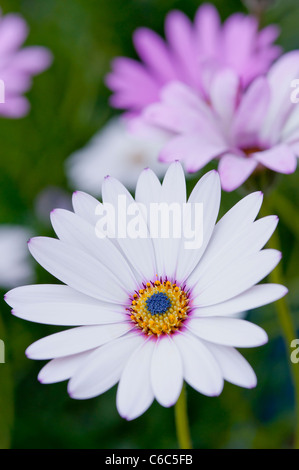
xmin=5 ymin=163 xmax=287 ymax=420
xmin=129 ymin=280 xmax=190 ymax=336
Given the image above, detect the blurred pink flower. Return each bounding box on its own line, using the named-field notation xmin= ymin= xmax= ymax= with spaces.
xmin=106 ymin=3 xmax=281 ymax=115
xmin=143 ymin=51 xmax=299 ymax=191
xmin=0 ymin=11 xmax=53 ymax=118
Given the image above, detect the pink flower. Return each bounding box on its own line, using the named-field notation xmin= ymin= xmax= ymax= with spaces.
xmin=143 ymin=51 xmax=299 ymax=191
xmin=106 ymin=3 xmax=281 ymax=115
xmin=0 ymin=11 xmax=53 ymax=118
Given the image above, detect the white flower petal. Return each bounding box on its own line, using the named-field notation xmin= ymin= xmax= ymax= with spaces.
xmin=50 ymin=209 xmax=137 ymax=292
xmin=159 ymin=161 xmax=186 ymax=278
xmin=189 ymin=214 xmax=279 ymax=298
xmin=192 ymin=249 xmax=281 ymax=307
xmin=117 ymin=339 xmax=155 ymax=420
xmin=11 ymin=301 xmax=126 ymax=326
xmin=28 ymin=237 xmax=128 ymax=304
xmin=135 ymin=167 xmax=162 ymax=205
xmin=5 ymin=284 xmax=101 ymax=306
xmin=151 ymin=336 xmax=183 ymax=407
xmin=192 ymin=283 xmax=288 ymax=316
xmin=188 ymin=191 xmax=263 ymax=287
xmin=210 ymin=190 xmax=263 ymax=237
xmin=176 ymin=170 xmax=221 ymax=282
xmin=161 ymin=160 xmax=186 ymax=204
xmin=72 ymin=191 xmax=99 ymax=226
xmin=26 ymin=323 xmax=132 ymax=359
xmin=102 ymin=176 xmax=157 ymax=281
xmin=187 ymin=317 xmax=268 ymax=347
xmin=68 ymin=332 xmax=144 ymax=399
xmin=203 ymin=341 xmax=257 ymax=388
xmin=173 ymin=331 xmax=223 ymax=396
xmin=7 ymin=284 xmax=127 ymax=325
xmin=135 ymin=167 xmax=164 ymax=275
xmin=38 ymin=350 xmax=92 ymax=384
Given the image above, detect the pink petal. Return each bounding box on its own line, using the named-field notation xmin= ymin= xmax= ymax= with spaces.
xmin=0 ymin=14 xmax=28 ymax=55
xmin=0 ymin=70 xmax=32 ymax=94
xmin=261 ymin=51 xmax=299 ymax=143
xmin=144 ymin=82 xmax=219 ymax=135
xmin=160 ymin=81 xmax=207 ymax=111
xmin=133 ymin=27 xmax=177 ymax=83
xmin=222 ymin=14 xmax=258 ymax=75
xmin=232 ymin=77 xmax=271 ymax=148
xmin=159 ymin=134 xmax=226 ymax=172
xmin=209 ymin=68 xmax=240 ymax=125
xmin=194 ymin=3 xmax=221 ymax=58
xmin=106 ymin=57 xmax=160 ymax=110
xmin=0 ymin=95 xmax=30 ymax=118
xmin=253 ymin=144 xmax=297 ymax=174
xmin=9 ymin=47 xmax=53 ymax=74
xmin=164 ymin=10 xmax=199 ymax=88
xmin=257 ymin=24 xmax=280 ymax=48
xmin=218 ymin=154 xmax=257 ymax=191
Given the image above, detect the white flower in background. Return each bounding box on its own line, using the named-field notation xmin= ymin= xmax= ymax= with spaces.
xmin=34 ymin=186 xmax=72 ymax=225
xmin=5 ymin=163 xmax=287 ymax=420
xmin=66 ymin=117 xmax=169 ymax=195
xmin=0 ymin=226 xmax=33 ymax=288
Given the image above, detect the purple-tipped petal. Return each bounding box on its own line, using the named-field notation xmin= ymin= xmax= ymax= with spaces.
xmin=218 ymin=154 xmax=257 ymax=192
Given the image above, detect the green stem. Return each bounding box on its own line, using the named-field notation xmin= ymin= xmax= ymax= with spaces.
xmin=174 ymin=385 xmax=192 ymax=449
xmin=264 ymin=201 xmax=299 ymax=448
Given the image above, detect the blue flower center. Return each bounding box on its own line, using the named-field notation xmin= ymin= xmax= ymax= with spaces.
xmin=146 ymin=292 xmax=171 ymax=315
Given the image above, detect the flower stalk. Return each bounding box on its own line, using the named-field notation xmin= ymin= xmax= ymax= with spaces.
xmin=174 ymin=385 xmax=192 ymax=449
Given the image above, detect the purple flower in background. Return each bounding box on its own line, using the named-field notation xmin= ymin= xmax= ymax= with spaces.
xmin=144 ymin=52 xmax=299 ymax=191
xmin=106 ymin=3 xmax=281 ymax=116
xmin=0 ymin=10 xmax=52 ymax=118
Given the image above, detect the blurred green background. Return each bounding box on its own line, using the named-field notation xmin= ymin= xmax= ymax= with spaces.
xmin=1 ymin=0 xmax=299 ymax=449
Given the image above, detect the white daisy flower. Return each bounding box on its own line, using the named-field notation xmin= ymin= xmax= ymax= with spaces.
xmin=0 ymin=226 xmax=34 ymax=288
xmin=66 ymin=117 xmax=169 ymax=195
xmin=5 ymin=163 xmax=286 ymax=420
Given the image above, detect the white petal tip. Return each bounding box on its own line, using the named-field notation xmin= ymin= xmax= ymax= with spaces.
xmin=37 ymin=374 xmax=46 ymax=384
xmin=156 ymin=399 xmax=177 ymax=408
xmin=258 ymin=331 xmax=269 ymax=346
xmin=248 ymin=381 xmax=257 ymax=389
xmin=25 ymin=348 xmax=33 ymax=359
xmin=25 ymin=344 xmax=42 ymax=360
xmin=206 ymin=386 xmax=223 ymax=398
xmin=275 ymin=285 xmax=289 ymax=298
xmin=67 ymin=389 xmax=88 ymax=400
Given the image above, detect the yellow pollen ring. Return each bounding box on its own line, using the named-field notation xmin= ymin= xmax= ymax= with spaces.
xmin=128 ymin=280 xmax=190 ymax=336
